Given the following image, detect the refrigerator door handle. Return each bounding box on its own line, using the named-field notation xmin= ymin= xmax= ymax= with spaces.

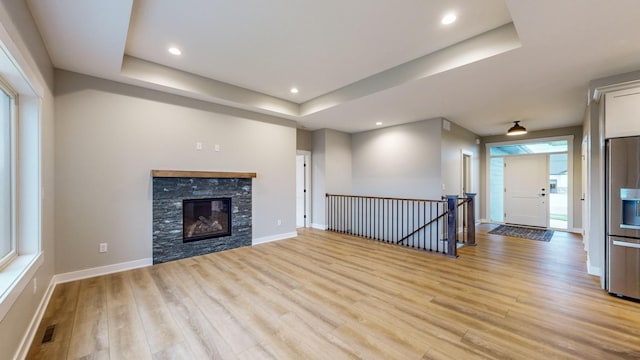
xmin=620 ymin=224 xmax=640 ymax=230
xmin=613 ymin=240 xmax=640 ymax=249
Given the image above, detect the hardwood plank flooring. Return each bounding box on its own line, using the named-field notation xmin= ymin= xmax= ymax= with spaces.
xmin=26 ymin=225 xmax=640 ymax=359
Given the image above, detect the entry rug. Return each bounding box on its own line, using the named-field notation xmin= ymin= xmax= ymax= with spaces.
xmin=488 ymin=225 xmax=554 ymax=242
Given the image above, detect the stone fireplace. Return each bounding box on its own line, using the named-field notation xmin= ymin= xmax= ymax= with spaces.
xmin=151 ymin=170 xmax=256 ymax=264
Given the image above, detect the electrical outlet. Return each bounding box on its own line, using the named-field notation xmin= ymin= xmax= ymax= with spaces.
xmin=196 ymin=142 xmax=203 ymax=150
xmin=277 ymin=219 xmax=282 ymax=226
xmin=99 ymin=243 xmax=108 ymax=253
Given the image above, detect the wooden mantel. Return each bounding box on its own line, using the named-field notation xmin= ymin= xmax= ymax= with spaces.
xmin=151 ymin=170 xmax=256 ymax=179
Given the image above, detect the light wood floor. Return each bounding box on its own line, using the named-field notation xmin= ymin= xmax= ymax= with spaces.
xmin=27 ymin=225 xmax=640 ymax=359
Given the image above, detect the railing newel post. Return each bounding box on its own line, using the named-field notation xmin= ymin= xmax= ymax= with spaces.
xmin=465 ymin=193 xmax=477 ymax=246
xmin=446 ymin=195 xmax=458 ymax=258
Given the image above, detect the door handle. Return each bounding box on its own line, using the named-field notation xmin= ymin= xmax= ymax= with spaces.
xmin=613 ymin=240 xmax=640 ymax=249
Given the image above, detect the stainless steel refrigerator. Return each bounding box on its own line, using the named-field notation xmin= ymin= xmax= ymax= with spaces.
xmin=606 ymin=136 xmax=640 ymax=300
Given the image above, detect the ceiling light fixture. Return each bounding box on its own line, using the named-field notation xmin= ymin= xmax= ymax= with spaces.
xmin=168 ymin=47 xmax=182 ymax=56
xmin=441 ymin=13 xmax=457 ymax=25
xmin=506 ymin=121 xmax=527 ymax=136
xmin=375 ymin=122 xmax=383 ymax=126
xmin=290 ymin=87 xmax=299 ymax=94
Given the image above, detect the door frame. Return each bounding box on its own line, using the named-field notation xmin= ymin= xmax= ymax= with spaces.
xmin=296 ymin=150 xmax=312 ymax=228
xmin=461 ymin=149 xmax=473 ymax=196
xmin=484 ymin=135 xmax=574 ymax=230
xmin=581 ymin=136 xmax=589 ymax=250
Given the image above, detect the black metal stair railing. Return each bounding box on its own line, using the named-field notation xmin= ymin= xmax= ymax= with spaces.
xmin=326 ymin=193 xmax=476 ymax=257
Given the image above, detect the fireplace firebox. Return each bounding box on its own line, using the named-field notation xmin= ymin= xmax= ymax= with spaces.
xmin=182 ymin=197 xmax=231 ymax=242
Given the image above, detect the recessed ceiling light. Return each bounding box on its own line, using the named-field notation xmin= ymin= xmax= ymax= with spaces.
xmin=441 ymin=13 xmax=457 ymax=25
xmin=290 ymin=87 xmax=299 ymax=94
xmin=168 ymin=47 xmax=182 ymax=56
xmin=375 ymin=122 xmax=383 ymax=126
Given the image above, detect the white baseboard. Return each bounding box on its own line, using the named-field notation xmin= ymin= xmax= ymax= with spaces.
xmin=583 ymin=235 xmax=589 ymax=251
xmin=253 ymin=231 xmax=297 ymax=245
xmin=587 ymin=263 xmax=601 ymax=277
xmin=13 ymin=277 xmax=56 ymax=360
xmin=311 ymin=223 xmax=327 ymax=230
xmin=570 ymin=227 xmax=583 ymax=234
xmin=53 ymin=258 xmax=153 ymax=284
xmin=586 ymin=254 xmax=601 ymax=277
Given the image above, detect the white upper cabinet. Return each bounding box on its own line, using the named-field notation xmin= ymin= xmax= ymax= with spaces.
xmin=605 ymin=87 xmax=640 ymax=139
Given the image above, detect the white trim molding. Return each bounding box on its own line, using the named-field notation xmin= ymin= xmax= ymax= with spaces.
xmin=13 ymin=276 xmax=56 ymax=360
xmin=311 ymin=223 xmax=327 ymax=230
xmin=0 ymin=253 xmax=43 ymax=321
xmin=587 ymin=263 xmax=601 ymax=277
xmin=53 ymin=258 xmax=152 ymax=285
xmin=253 ymin=232 xmax=297 ymax=245
xmin=586 ymin=254 xmax=602 ymax=277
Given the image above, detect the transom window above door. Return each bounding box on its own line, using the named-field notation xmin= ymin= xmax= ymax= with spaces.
xmin=490 ymin=140 xmax=568 ymax=156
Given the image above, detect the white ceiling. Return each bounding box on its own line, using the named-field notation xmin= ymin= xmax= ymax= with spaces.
xmin=26 ymin=0 xmax=640 ymax=136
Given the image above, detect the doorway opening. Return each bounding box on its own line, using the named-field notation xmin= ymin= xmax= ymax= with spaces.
xmin=462 ymin=152 xmax=472 ymax=195
xmin=487 ymin=137 xmax=572 ymax=230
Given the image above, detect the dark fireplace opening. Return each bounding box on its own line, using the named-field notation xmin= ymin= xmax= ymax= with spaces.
xmin=183 ymin=197 xmax=231 ymax=242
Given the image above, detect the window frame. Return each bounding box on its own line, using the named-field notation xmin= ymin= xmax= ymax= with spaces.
xmin=0 ymin=25 xmax=44 ymax=322
xmin=0 ymin=80 xmax=16 ymax=270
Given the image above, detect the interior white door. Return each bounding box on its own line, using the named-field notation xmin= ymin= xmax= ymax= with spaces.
xmin=581 ymin=138 xmax=589 ymax=250
xmin=504 ymin=154 xmax=548 ymax=227
xmin=296 ymin=155 xmax=305 ymax=228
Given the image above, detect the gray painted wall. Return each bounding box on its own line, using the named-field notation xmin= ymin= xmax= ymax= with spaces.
xmin=352 ymin=119 xmax=442 ymax=199
xmin=314 ymin=118 xmax=479 ymax=227
xmin=310 ymin=129 xmax=352 ymax=228
xmin=311 ymin=130 xmax=326 ymax=227
xmin=0 ymin=1 xmax=55 ymax=359
xmin=296 ymin=128 xmax=312 ymax=151
xmin=441 ymin=120 xmax=481 ymax=214
xmin=325 ymin=129 xmax=353 ymax=195
xmin=54 ymin=70 xmax=297 ymax=274
xmin=2 ymin=0 xmax=54 ymax=87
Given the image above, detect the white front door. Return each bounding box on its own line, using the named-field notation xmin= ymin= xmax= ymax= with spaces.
xmin=504 ymin=155 xmax=548 ymax=227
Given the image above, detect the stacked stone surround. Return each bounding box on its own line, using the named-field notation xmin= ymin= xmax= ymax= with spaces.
xmin=152 ymin=177 xmax=252 ymax=264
